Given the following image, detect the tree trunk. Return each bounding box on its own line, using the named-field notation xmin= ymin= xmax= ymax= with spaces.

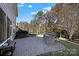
xmin=69 ymin=34 xmax=72 ymax=40
xmin=69 ymin=31 xmax=74 ymax=40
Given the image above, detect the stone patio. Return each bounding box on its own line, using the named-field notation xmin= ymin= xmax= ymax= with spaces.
xmin=13 ymin=36 xmax=65 ymax=56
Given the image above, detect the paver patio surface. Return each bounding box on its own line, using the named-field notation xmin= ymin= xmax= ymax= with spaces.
xmin=13 ymin=37 xmax=65 ymax=56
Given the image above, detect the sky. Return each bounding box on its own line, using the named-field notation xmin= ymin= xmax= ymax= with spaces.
xmin=16 ymin=3 xmax=56 ymax=23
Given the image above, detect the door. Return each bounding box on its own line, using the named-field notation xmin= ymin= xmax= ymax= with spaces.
xmin=0 ymin=8 xmax=6 ymax=42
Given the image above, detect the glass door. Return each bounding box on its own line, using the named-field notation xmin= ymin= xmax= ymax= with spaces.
xmin=0 ymin=8 xmax=6 ymax=43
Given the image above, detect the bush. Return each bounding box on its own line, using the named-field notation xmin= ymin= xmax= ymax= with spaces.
xmin=17 ymin=28 xmax=23 ymax=32
xmin=17 ymin=28 xmax=28 ymax=34
xmin=15 ymin=29 xmax=29 ymax=39
xmin=56 ymin=32 xmax=60 ymax=38
xmin=61 ymin=30 xmax=69 ymax=39
xmin=22 ymin=30 xmax=28 ymax=34
xmin=72 ymin=32 xmax=79 ymax=40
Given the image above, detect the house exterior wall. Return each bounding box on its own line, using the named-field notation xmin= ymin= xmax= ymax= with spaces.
xmin=0 ymin=3 xmax=18 ymax=46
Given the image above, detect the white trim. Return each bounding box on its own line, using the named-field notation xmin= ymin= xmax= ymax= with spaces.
xmin=0 ymin=36 xmax=11 ymax=47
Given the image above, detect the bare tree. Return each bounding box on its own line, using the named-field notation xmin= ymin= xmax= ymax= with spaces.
xmin=55 ymin=4 xmax=79 ymax=39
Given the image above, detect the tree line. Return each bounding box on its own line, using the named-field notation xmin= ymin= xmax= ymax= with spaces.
xmin=31 ymin=3 xmax=79 ymax=40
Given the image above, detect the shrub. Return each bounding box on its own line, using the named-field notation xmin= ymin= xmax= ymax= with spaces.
xmin=17 ymin=28 xmax=28 ymax=34
xmin=22 ymin=30 xmax=28 ymax=34
xmin=72 ymin=32 xmax=79 ymax=40
xmin=56 ymin=32 xmax=60 ymax=38
xmin=61 ymin=30 xmax=69 ymax=39
xmin=15 ymin=29 xmax=29 ymax=39
xmin=17 ymin=28 xmax=23 ymax=32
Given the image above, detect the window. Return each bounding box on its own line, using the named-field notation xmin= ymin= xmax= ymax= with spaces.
xmin=0 ymin=8 xmax=6 ymax=43
xmin=7 ymin=17 xmax=12 ymax=38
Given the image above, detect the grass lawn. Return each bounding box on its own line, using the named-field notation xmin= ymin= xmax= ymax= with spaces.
xmin=39 ymin=38 xmax=79 ymax=56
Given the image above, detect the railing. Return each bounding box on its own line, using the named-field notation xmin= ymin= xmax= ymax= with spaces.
xmin=0 ymin=36 xmax=12 ymax=47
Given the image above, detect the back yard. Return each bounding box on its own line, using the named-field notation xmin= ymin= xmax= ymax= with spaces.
xmin=39 ymin=37 xmax=79 ymax=56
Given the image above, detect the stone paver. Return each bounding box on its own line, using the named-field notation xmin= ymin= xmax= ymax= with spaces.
xmin=13 ymin=37 xmax=65 ymax=56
